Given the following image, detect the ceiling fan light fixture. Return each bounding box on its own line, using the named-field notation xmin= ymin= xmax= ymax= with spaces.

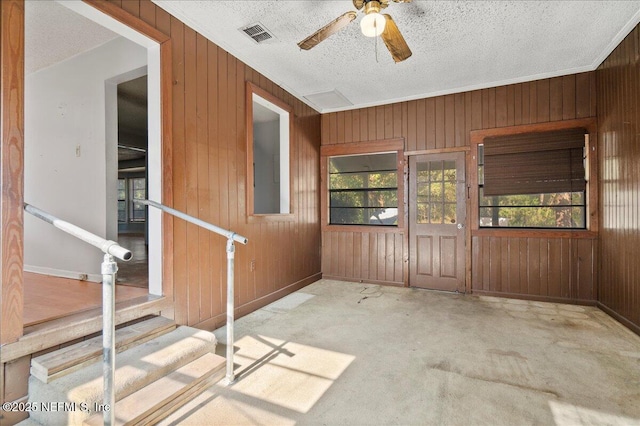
xmin=361 ymin=12 xmax=386 ymax=37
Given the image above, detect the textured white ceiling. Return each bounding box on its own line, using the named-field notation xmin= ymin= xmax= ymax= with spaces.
xmin=25 ymin=0 xmax=119 ymax=74
xmin=153 ymin=0 xmax=640 ymax=113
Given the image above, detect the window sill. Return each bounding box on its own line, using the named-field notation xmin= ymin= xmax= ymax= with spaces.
xmin=322 ymin=224 xmax=403 ymax=233
xmin=471 ymin=228 xmax=597 ymax=239
xmin=247 ymin=214 xmax=296 ymax=224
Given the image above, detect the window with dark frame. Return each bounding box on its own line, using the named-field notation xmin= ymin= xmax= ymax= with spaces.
xmin=129 ymin=178 xmax=146 ymax=222
xmin=118 ymin=177 xmax=147 ymax=224
xmin=117 ymin=179 xmax=127 ymax=223
xmin=478 ymin=128 xmax=587 ymax=229
xmin=329 ymin=153 xmax=398 ymax=226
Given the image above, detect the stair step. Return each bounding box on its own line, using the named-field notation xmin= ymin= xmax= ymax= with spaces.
xmin=28 ymin=326 xmax=217 ymax=426
xmin=83 ymin=352 xmax=226 ymax=426
xmin=31 ymin=316 xmax=176 ymax=383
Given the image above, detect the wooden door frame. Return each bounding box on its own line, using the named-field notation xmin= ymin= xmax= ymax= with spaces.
xmin=1 ymin=0 xmax=25 ymax=344
xmin=0 ymin=0 xmax=174 ymax=344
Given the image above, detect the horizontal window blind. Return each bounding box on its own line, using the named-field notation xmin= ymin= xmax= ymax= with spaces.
xmin=483 ymin=128 xmax=586 ymax=196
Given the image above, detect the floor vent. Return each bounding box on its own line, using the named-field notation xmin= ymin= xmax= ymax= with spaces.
xmin=241 ymin=23 xmax=275 ymax=44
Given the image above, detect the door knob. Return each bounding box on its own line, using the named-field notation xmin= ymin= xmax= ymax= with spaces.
xmin=457 ymin=223 xmax=464 ymax=229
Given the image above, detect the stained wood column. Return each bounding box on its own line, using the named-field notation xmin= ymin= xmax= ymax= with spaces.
xmin=1 ymin=0 xmax=25 ymax=345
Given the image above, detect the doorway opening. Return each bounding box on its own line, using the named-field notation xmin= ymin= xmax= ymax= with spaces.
xmin=115 ymin=74 xmax=149 ymax=289
xmin=23 ymin=0 xmax=163 ymax=326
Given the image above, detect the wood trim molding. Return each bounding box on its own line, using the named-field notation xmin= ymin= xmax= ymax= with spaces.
xmin=404 ymin=146 xmax=470 ymax=157
xmin=469 ymin=118 xmax=597 ymax=144
xmin=245 ymin=81 xmax=296 ymax=223
xmin=193 ymin=272 xmax=322 ymax=331
xmin=321 ymin=138 xmax=404 ymax=157
xmin=83 ymin=0 xmax=170 ymax=43
xmin=472 ymin=289 xmax=598 ymax=307
xmin=320 ymin=139 xmax=405 ymax=231
xmin=160 ymin=38 xmax=174 ymax=304
xmin=82 ymin=0 xmax=176 ymax=311
xmin=597 ymin=302 xmax=640 ymax=337
xmin=1 ymin=0 xmax=25 ymax=345
xmin=322 ymin=275 xmax=405 ymax=288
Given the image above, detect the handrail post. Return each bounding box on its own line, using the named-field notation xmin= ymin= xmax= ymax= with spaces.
xmin=101 ymin=254 xmax=117 ymax=426
xmin=225 ymin=237 xmax=236 ymax=384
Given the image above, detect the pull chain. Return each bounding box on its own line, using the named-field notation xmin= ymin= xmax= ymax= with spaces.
xmin=375 ymin=19 xmax=380 ymax=63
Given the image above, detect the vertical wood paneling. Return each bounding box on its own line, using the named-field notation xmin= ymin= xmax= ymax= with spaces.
xmin=597 ymin=23 xmax=640 ymax=332
xmin=139 ymin=0 xmax=155 ymax=27
xmin=183 ymin=26 xmax=199 ymax=326
xmin=170 ymin=15 xmax=188 ymax=325
xmin=120 ymin=0 xmax=140 ymax=17
xmin=471 ymin=236 xmax=597 ymax=302
xmin=549 ymin=77 xmax=563 ymax=122
xmin=105 ymin=1 xmax=321 ymax=328
xmin=322 ymin=232 xmax=406 ymax=285
xmin=195 ymin=34 xmax=211 ymax=321
xmin=321 ymin=71 xmax=598 ymax=293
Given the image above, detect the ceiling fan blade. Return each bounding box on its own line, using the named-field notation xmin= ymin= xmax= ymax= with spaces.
xmin=298 ymin=11 xmax=357 ymax=50
xmin=381 ymin=14 xmax=412 ymax=62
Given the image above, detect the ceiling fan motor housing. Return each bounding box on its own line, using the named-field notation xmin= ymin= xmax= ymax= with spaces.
xmin=364 ymin=1 xmax=382 ymax=14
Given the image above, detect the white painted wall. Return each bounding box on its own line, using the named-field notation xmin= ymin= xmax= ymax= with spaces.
xmin=24 ymin=37 xmax=147 ymax=280
xmin=254 ymin=120 xmax=280 ymax=214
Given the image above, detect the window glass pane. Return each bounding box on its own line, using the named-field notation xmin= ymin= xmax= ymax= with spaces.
xmin=329 ymin=171 xmax=396 ymax=190
xmin=129 ymin=178 xmax=146 ymax=222
xmin=329 ymin=153 xmax=398 ymax=226
xmin=330 ymin=207 xmax=398 ymax=226
xmin=430 ymin=183 xmax=443 ymax=202
xmin=430 ymin=203 xmax=443 ymax=224
xmin=417 ymin=203 xmax=429 ymax=224
xmin=444 ymin=203 xmax=456 ymax=224
xmin=118 ymin=201 xmax=126 ymax=223
xmin=118 ymin=179 xmax=126 ymax=201
xmin=131 ymin=201 xmax=146 ymax=222
xmin=444 ymin=182 xmax=456 ymax=203
xmin=479 ymin=206 xmax=585 ymax=228
xmin=429 ymin=164 xmax=442 ymax=182
xmin=443 ymin=161 xmax=456 ymax=181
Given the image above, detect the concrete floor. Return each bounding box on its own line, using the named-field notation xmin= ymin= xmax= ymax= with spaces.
xmin=160 ymin=279 xmax=640 ymax=425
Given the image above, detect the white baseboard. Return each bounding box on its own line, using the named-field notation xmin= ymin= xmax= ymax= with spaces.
xmin=24 ymin=265 xmax=102 ymax=283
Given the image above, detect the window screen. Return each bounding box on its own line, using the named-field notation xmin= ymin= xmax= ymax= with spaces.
xmin=329 ymin=153 xmax=398 ymax=226
xmin=479 ymin=128 xmax=587 ymax=229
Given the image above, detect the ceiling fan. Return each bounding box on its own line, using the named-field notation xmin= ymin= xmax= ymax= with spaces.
xmin=298 ymin=0 xmax=413 ymax=63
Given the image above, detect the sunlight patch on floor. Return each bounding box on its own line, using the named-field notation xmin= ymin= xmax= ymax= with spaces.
xmin=231 ymin=334 xmax=355 ymax=414
xmin=549 ymin=400 xmax=640 ymax=425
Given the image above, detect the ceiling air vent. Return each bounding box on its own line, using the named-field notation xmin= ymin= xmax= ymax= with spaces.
xmin=241 ymin=23 xmax=275 ymax=44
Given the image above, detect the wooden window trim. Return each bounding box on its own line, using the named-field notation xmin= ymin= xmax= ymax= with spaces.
xmin=321 ymin=138 xmax=405 ymax=232
xmin=246 ymin=82 xmax=294 ymax=223
xmin=469 ymin=118 xmax=598 ymax=238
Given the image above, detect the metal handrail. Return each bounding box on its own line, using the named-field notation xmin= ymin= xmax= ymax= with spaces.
xmin=136 ymin=199 xmax=248 ymax=384
xmin=24 ymin=203 xmax=130 ymax=425
xmin=24 ymin=203 xmax=132 ymax=261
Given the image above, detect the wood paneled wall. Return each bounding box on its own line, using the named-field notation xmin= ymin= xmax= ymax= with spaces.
xmin=108 ymin=0 xmax=321 ymax=328
xmin=321 ymin=73 xmax=596 ymax=148
xmin=322 ymin=72 xmax=598 ymax=298
xmin=472 ymin=236 xmax=596 ymax=302
xmin=597 ymin=23 xmax=640 ymax=333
